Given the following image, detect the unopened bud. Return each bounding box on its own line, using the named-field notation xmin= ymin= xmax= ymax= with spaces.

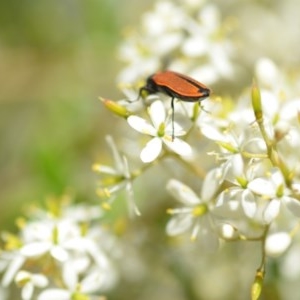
xmin=251 ymin=270 xmax=264 ymax=300
xmin=100 ymin=97 xmax=131 ymax=118
xmin=251 ymin=82 xmax=263 ymax=122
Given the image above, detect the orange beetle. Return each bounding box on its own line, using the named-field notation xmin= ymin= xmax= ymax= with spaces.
xmin=139 ymin=70 xmax=211 ymax=140
xmin=140 ymin=70 xmax=211 ymax=101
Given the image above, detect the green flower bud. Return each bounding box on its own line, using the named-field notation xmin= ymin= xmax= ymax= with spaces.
xmin=251 ymin=270 xmax=264 ymax=300
xmin=251 ymin=82 xmax=263 ymax=122
xmin=100 ymin=97 xmax=131 ymax=118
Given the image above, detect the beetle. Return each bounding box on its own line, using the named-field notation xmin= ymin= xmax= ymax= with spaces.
xmin=138 ymin=70 xmax=211 ymax=140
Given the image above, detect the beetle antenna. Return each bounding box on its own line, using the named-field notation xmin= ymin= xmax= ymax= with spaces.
xmin=127 ymin=87 xmax=148 ymax=103
xmin=127 ymin=87 xmax=142 ymax=103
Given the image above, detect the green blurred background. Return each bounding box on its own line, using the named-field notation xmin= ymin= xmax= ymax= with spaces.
xmin=0 ymin=0 xmax=151 ymax=228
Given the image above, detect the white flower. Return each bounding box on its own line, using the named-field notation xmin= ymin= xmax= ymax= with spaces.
xmin=201 ymin=118 xmax=266 ymax=159
xmin=215 ymin=155 xmax=261 ymax=219
xmin=254 ymin=58 xmax=300 ymax=162
xmin=0 ymin=201 xmax=119 ymax=299
xmin=15 ymin=271 xmax=48 ymax=300
xmin=37 ymin=266 xmax=109 ymax=300
xmin=202 ymin=125 xmax=266 ymax=221
xmin=166 ymin=178 xmax=218 ymax=251
xmin=117 ymin=1 xmax=235 ymax=85
xmin=127 ymin=100 xmax=192 ymax=163
xmin=20 ymin=219 xmax=78 ymax=262
xmin=181 ymin=4 xmax=234 ymax=83
xmin=93 ymin=135 xmax=140 ymax=217
xmin=248 ymin=168 xmax=300 ymax=223
xmin=117 ymin=1 xmax=186 ymax=84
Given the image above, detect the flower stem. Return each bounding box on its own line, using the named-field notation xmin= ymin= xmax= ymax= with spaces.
xmin=251 ymin=82 xmax=292 ymax=187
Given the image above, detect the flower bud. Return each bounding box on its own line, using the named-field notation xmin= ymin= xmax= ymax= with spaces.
xmin=99 ymin=97 xmax=131 ymax=118
xmin=251 ymin=270 xmax=264 ymax=300
xmin=251 ymin=82 xmax=263 ymax=122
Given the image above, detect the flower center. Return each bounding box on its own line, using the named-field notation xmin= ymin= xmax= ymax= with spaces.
xmin=157 ymin=122 xmax=165 ymax=137
xmin=192 ymin=204 xmax=208 ymax=216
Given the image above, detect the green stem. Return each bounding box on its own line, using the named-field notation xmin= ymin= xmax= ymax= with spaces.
xmin=252 ymin=83 xmax=292 ymax=187
xmin=257 ymin=225 xmax=270 ymax=273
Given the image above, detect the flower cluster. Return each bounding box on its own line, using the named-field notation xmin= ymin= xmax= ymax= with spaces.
xmin=0 ymin=198 xmax=118 ymax=300
xmin=98 ymin=0 xmax=300 ymax=299
xmin=117 ymin=0 xmax=234 ymax=86
xmin=2 ymin=0 xmax=300 ymax=299
xmin=101 ymin=60 xmax=300 ymax=299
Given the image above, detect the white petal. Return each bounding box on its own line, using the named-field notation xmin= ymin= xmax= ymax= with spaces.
xmin=183 ymin=36 xmax=208 ymax=57
xmin=149 ymin=100 xmax=166 ymax=127
xmin=22 ymin=283 xmax=34 ymax=300
xmin=255 ymin=57 xmax=279 ymax=88
xmin=265 ymin=232 xmax=291 ymax=257
xmin=270 ymin=168 xmax=284 ymax=187
xmin=15 ymin=270 xmax=30 ymax=283
xmin=192 ymin=64 xmax=219 ymax=84
xmin=163 ymin=137 xmax=192 ymax=156
xmin=281 ymin=98 xmax=300 ymax=121
xmin=155 ymin=33 xmax=183 ymax=55
xmin=200 ymin=124 xmax=226 ymax=141
xmin=125 ymin=181 xmax=141 ymax=217
xmin=260 ymin=90 xmax=279 ymax=119
xmin=81 ymin=270 xmax=104 ymax=293
xmin=62 ymin=261 xmax=78 ymax=291
xmin=230 ymin=154 xmax=244 ymax=178
xmin=217 ymin=223 xmax=238 ymax=240
xmin=21 ymin=242 xmax=50 ymax=257
xmin=105 ymin=135 xmax=124 ymax=173
xmin=263 ymin=199 xmax=281 ymax=224
xmin=167 ymin=179 xmax=200 ymax=205
xmin=84 ymin=240 xmax=110 ymax=269
xmin=247 ymin=178 xmax=275 ymax=196
xmin=284 ymin=197 xmax=300 ymax=218
xmin=127 ymin=115 xmax=156 ymax=135
xmin=241 ymin=190 xmax=257 ymax=218
xmin=243 ymin=137 xmax=266 ymax=153
xmin=140 ymin=137 xmax=162 ymax=163
xmin=201 ymin=4 xmax=220 ymax=29
xmin=201 ymin=168 xmax=222 ymax=201
xmin=214 ymin=189 xmax=242 ymax=218
xmin=2 ymin=255 xmax=25 ymax=287
xmin=32 ymin=274 xmax=48 ymax=288
xmin=37 ymin=289 xmax=70 ymax=300
xmin=198 ymin=217 xmax=219 ymax=252
xmin=50 ymin=246 xmax=69 ymax=262
xmin=165 ymin=121 xmax=187 ymax=136
xmin=166 ymin=214 xmax=193 ymax=236
xmin=122 ymin=155 xmax=131 ymax=179
xmin=93 ymin=165 xmax=118 ymax=175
